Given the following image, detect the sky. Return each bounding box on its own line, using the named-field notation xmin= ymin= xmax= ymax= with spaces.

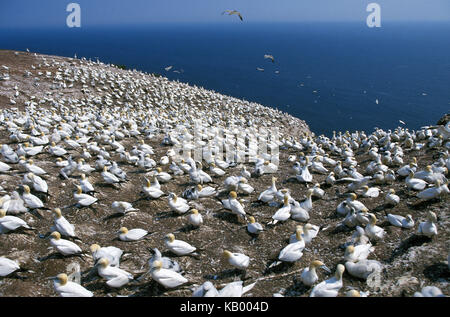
xmin=0 ymin=0 xmax=449 ymax=28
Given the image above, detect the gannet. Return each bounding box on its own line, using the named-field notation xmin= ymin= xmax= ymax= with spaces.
xmin=182 ymin=185 xmax=199 ymax=200
xmin=0 ymin=209 xmax=31 ymax=233
xmin=218 ymin=281 xmax=257 ymax=297
xmin=361 ymin=186 xmax=380 ymax=198
xmin=0 ymin=257 xmax=21 ymax=276
xmin=342 ymin=207 xmax=359 ymax=228
xmin=187 ymin=209 xmax=203 ymax=227
xmin=299 ymin=189 xmax=314 ymax=212
xmin=1 ymin=144 xmax=19 ymax=163
xmin=385 ymin=189 xmax=400 ymax=205
xmin=264 ymin=54 xmax=275 ymax=63
xmin=237 ymin=178 xmax=254 ymax=194
xmin=344 ymin=244 xmax=374 ymax=263
xmin=90 ymin=244 xmax=123 ymax=267
xmin=155 ymin=167 xmax=172 ymax=183
xmin=417 ymin=211 xmax=438 ymax=238
xmin=111 ymin=201 xmax=138 ymax=215
xmin=222 ymin=10 xmax=244 ymax=21
xmin=345 ymin=259 xmax=382 ymax=280
xmin=95 ymin=156 xmax=110 ymax=171
xmin=49 ymin=231 xmax=83 ymax=256
xmin=258 ymin=177 xmax=277 ymax=203
xmin=209 ymin=162 xmax=225 ymax=176
xmin=118 ymin=227 xmax=150 ymax=241
xmin=26 ymin=172 xmax=48 ymax=194
xmin=413 ymin=286 xmax=446 ymax=297
xmin=142 ymin=177 xmax=164 ymax=199
xmin=417 ymin=180 xmax=446 ymax=200
xmin=109 ymin=162 xmax=127 ymax=181
xmin=148 ymin=248 xmax=182 ymax=273
xmin=296 ymin=162 xmax=313 ymax=183
xmin=4 ymin=191 xmax=27 ymax=214
xmin=310 ymin=264 xmax=345 ymax=297
xmin=278 ymin=228 xmax=305 ymax=263
xmin=387 ymin=213 xmax=414 ymax=229
xmin=312 ymin=183 xmax=325 ymax=198
xmin=24 ymin=159 xmax=46 ymax=175
xmin=247 ymin=216 xmax=263 ymax=235
xmin=406 ymin=170 xmax=427 ymax=190
xmin=302 ymin=223 xmax=320 ymax=244
xmin=355 ymin=208 xmax=369 ymax=227
xmin=365 ymin=214 xmax=386 ymax=241
xmin=0 ymin=161 xmax=11 ymax=173
xmin=51 ymin=273 xmax=93 ymax=297
xmin=22 ymin=185 xmax=45 ymax=209
xmin=311 ymin=157 xmax=328 ymax=174
xmin=164 ymin=233 xmax=197 ymax=256
xmin=150 ymin=260 xmax=188 ymax=288
xmin=223 ymin=250 xmax=250 ymax=270
xmin=74 ymin=185 xmax=98 ymax=207
xmin=347 ymin=193 xmax=368 ymax=212
xmin=168 ymin=192 xmax=190 ymax=214
xmin=101 ymin=166 xmax=121 ymax=186
xmin=300 ymin=260 xmax=330 ymax=286
xmin=192 ymin=281 xmax=220 ymax=297
xmin=96 ymin=258 xmax=133 ymax=288
xmin=270 ymin=195 xmax=291 ymax=224
xmin=414 ymin=165 xmax=436 ymax=183
xmin=79 ymin=174 xmax=95 ymax=193
xmin=290 ymin=199 xmax=310 ymax=222
xmin=47 ymin=142 xmax=67 ymax=156
xmin=197 ymin=184 xmax=217 ymax=197
xmin=52 ymin=208 xmax=76 ymax=238
xmin=227 ymin=191 xmax=246 ymax=221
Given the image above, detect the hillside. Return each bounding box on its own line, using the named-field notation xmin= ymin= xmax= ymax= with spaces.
xmin=0 ymin=49 xmax=448 ymax=297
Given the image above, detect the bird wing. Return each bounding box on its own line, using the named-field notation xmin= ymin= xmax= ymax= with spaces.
xmin=1 ymin=217 xmax=26 ymax=230
xmin=106 ymin=274 xmax=131 ymax=288
xmin=129 ymin=229 xmax=148 ymax=240
xmin=279 ymin=243 xmax=303 ymax=262
xmin=219 ymin=281 xmax=243 ymax=297
xmin=387 ymin=214 xmax=403 ymax=227
xmin=0 ymin=258 xmax=19 ymax=276
xmin=272 ymin=206 xmax=291 ymax=221
xmin=154 ymin=269 xmax=187 ymax=288
xmin=171 ymin=241 xmax=196 ymax=255
xmin=59 ymin=283 xmax=93 ymax=297
xmin=57 ymin=241 xmax=82 ymax=255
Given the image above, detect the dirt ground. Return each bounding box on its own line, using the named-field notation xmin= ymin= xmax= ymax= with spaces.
xmin=0 ymin=49 xmax=448 ymax=297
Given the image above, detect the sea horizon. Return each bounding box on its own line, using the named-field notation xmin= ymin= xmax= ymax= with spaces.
xmin=1 ymin=21 xmax=449 ymax=136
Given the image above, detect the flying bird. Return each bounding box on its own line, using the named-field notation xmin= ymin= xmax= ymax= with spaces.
xmin=264 ymin=54 xmax=275 ymax=63
xmin=165 ymin=66 xmax=173 ymax=72
xmin=222 ymin=10 xmax=243 ymax=21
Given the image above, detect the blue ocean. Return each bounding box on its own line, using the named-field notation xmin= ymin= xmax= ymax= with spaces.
xmin=1 ymin=22 xmax=449 ymax=136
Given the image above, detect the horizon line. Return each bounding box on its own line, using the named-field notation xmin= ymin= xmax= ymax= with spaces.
xmin=2 ymin=19 xmax=450 ymax=30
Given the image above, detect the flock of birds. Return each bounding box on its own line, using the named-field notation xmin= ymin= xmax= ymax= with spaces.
xmin=0 ymin=50 xmax=448 ymax=297
xmin=164 ymin=10 xmax=278 ymax=75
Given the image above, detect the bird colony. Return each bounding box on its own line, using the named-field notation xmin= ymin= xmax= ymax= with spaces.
xmin=0 ymin=50 xmax=448 ymax=297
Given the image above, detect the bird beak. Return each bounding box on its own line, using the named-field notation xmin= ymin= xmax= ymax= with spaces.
xmin=320 ymin=265 xmax=332 ymax=273
xmin=46 ymin=276 xmax=57 ymax=280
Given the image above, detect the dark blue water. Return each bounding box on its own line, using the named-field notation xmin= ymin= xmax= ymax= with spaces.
xmin=1 ymin=22 xmax=449 ymax=136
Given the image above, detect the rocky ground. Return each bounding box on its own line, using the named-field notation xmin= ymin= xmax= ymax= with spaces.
xmin=0 ymin=50 xmax=448 ymax=297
